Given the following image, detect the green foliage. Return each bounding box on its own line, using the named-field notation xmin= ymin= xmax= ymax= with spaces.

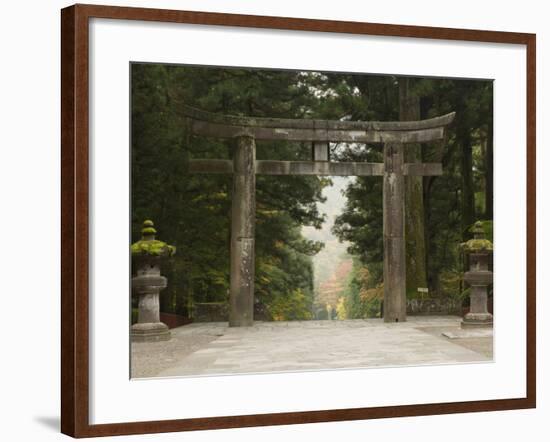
xmin=335 ymin=296 xmax=347 ymax=320
xmin=475 ymin=220 xmax=494 ymax=242
xmin=341 ymin=258 xmax=383 ymax=319
xmin=327 ymin=75 xmax=493 ymax=299
xmin=131 ymin=64 xmax=326 ymax=317
xmin=266 ymin=288 xmax=313 ymax=321
xmin=131 ymin=64 xmax=493 ymax=320
xmin=439 ymin=270 xmax=463 ymax=299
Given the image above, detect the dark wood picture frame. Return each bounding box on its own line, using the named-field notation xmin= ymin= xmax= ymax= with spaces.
xmin=61 ymin=3 xmax=536 ymax=438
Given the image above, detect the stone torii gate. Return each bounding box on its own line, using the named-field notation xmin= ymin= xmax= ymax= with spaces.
xmin=183 ymin=105 xmax=455 ymax=326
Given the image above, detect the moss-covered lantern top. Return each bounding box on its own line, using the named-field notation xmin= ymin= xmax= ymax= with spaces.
xmin=460 ymin=221 xmax=493 ymax=254
xmin=131 ymin=220 xmax=176 ymax=257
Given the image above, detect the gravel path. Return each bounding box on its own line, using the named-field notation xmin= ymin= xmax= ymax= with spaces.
xmin=131 ymin=317 xmax=493 ymax=378
xmin=131 ymin=323 xmax=225 ymax=378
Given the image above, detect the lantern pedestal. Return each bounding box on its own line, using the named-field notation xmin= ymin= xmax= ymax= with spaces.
xmin=131 ymin=262 xmax=171 ymax=342
xmin=130 ymin=220 xmax=176 ymax=342
xmin=462 ymin=274 xmax=493 ymax=328
xmin=460 ymin=223 xmax=493 ymax=329
xmin=131 ymin=322 xmax=170 ymax=342
xmin=461 ymin=294 xmax=493 ymax=328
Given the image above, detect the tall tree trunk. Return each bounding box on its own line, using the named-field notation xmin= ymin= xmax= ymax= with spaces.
xmin=460 ymin=127 xmax=476 ymax=240
xmin=399 ymin=78 xmax=427 ymax=297
xmin=485 ymin=116 xmax=494 ymax=219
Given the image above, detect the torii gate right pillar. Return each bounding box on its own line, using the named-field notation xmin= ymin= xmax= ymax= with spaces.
xmin=383 ymin=143 xmax=407 ymax=322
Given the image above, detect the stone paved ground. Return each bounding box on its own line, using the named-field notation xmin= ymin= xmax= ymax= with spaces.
xmin=131 ymin=316 xmax=493 ymax=378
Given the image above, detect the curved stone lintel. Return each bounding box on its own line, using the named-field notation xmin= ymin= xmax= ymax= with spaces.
xmin=183 ymin=105 xmax=455 ymax=143
xmin=183 ymin=104 xmax=455 ymax=132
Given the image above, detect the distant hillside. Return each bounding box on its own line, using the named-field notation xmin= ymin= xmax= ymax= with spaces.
xmin=302 ymin=176 xmax=354 ymax=307
xmin=316 ymin=258 xmax=353 ymax=307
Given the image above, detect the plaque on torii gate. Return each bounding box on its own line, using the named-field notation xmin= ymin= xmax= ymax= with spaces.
xmin=183 ymin=105 xmax=455 ymax=326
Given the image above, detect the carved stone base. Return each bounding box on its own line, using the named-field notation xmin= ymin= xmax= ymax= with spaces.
xmin=461 ymin=312 xmax=493 ymax=328
xmin=131 ymin=322 xmax=171 ymax=342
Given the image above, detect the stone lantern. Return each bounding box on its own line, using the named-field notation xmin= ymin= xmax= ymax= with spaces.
xmin=130 ymin=220 xmax=176 ymax=342
xmin=461 ymin=221 xmax=493 ymax=328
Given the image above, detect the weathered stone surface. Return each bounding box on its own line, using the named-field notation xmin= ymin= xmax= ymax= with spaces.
xmin=146 ymin=316 xmax=491 ymax=378
xmin=312 ymin=141 xmax=330 ymax=161
xmin=461 ymin=222 xmax=494 ymax=328
xmin=131 ymin=220 xmax=173 ymax=341
xmin=131 ymin=322 xmax=170 ymax=342
xmin=402 ymin=163 xmax=443 ymax=176
xmin=442 ymin=328 xmax=493 ymax=339
xmin=131 ymin=261 xmax=172 ymax=341
xmin=407 ymin=297 xmax=461 ymax=315
xmin=183 ymin=103 xmax=454 ymax=143
xmin=136 ymin=290 xmax=164 ymax=323
xmin=183 ymin=103 xmax=455 ymax=132
xmin=229 ymin=136 xmax=256 ymax=327
xmin=188 ymin=120 xmax=446 ymax=143
xmin=383 ymin=143 xmax=407 ymax=323
xmin=188 ymin=159 xmax=442 ymax=177
xmin=254 ymin=160 xmax=384 ymax=176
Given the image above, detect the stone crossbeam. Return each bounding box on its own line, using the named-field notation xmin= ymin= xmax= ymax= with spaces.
xmin=188 ymin=121 xmax=445 ymax=144
xmin=183 ymin=105 xmax=455 ymax=143
xmin=188 ymin=159 xmax=442 ymax=176
xmin=183 ymin=104 xmax=455 ymax=132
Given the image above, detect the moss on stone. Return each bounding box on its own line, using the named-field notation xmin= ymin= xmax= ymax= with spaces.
xmin=141 ymin=226 xmax=157 ymax=236
xmin=131 ymin=219 xmax=176 ymax=257
xmin=461 ymin=220 xmax=493 ymax=253
xmin=131 ymin=239 xmax=176 ymax=257
xmin=460 ymin=238 xmax=493 ymax=253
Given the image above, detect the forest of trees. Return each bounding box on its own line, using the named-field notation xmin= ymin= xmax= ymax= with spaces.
xmin=131 ymin=63 xmax=493 ymax=321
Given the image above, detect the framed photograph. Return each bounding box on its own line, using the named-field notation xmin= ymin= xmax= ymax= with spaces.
xmin=61 ymin=3 xmax=536 ymax=437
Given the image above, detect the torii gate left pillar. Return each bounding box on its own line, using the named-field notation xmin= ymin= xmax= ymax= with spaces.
xmin=229 ymin=135 xmax=256 ymax=326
